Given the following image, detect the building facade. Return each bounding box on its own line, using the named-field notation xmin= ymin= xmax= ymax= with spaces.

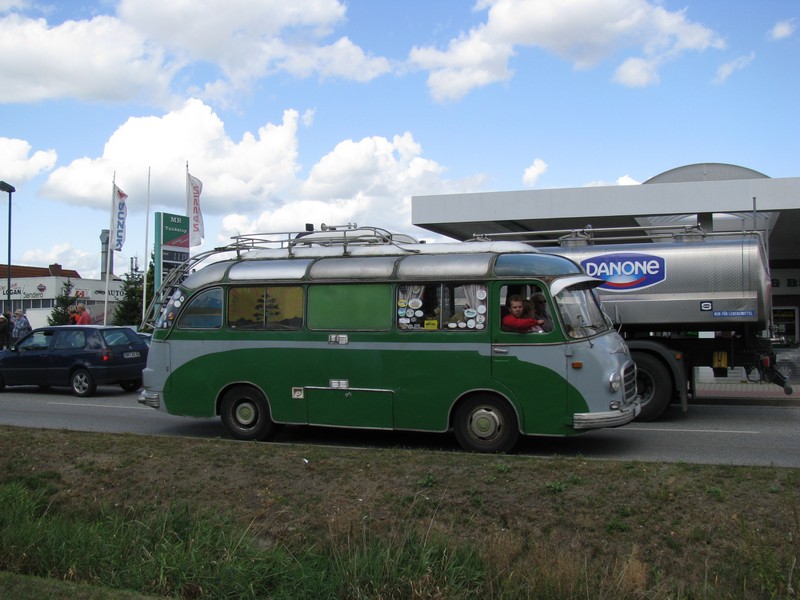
xmin=0 ymin=263 xmax=124 ymax=328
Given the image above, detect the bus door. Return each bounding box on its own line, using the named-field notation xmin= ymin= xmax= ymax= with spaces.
xmin=491 ymin=283 xmax=568 ymax=434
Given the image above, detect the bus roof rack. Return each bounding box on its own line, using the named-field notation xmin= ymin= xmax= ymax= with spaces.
xmin=140 ymin=224 xmax=419 ymax=330
xmin=232 ymin=223 xmax=419 ymax=256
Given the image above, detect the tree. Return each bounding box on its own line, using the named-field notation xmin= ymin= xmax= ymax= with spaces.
xmin=112 ymin=270 xmax=144 ymax=326
xmin=48 ymin=280 xmax=74 ymax=325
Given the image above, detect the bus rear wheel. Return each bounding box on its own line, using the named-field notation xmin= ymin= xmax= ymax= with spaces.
xmin=220 ymin=385 xmax=277 ymax=441
xmin=453 ymin=394 xmax=519 ymax=453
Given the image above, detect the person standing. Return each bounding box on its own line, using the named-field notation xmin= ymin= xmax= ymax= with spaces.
xmin=12 ymin=309 xmax=31 ymax=342
xmin=76 ymin=304 xmax=92 ymax=325
xmin=67 ymin=306 xmax=78 ymax=325
xmin=0 ymin=314 xmax=8 ymax=349
xmin=530 ymin=293 xmax=554 ymax=332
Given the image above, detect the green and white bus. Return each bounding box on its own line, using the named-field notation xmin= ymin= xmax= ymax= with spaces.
xmin=140 ymin=225 xmax=639 ymax=452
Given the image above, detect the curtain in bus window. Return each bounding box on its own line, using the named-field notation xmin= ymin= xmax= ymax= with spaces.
xmin=441 ymin=284 xmax=487 ymax=331
xmin=266 ymin=287 xmax=303 ymax=329
xmin=228 ymin=286 xmax=303 ymax=330
xmin=396 ymin=284 xmax=428 ymax=330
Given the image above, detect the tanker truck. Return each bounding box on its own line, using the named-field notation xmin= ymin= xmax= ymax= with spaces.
xmin=475 ymin=225 xmax=793 ymax=421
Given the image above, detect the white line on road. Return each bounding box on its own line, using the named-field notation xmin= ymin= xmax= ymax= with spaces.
xmin=48 ymin=401 xmax=150 ymax=410
xmin=624 ymin=427 xmax=759 ymax=434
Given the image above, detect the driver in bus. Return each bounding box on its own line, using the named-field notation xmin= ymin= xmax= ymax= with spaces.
xmin=502 ymin=295 xmax=545 ymax=333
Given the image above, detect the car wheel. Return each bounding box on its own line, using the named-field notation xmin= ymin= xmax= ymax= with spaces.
xmin=0 ymin=374 xmax=5 ymax=393
xmin=453 ymin=394 xmax=519 ymax=453
xmin=120 ymin=379 xmax=142 ymax=392
xmin=220 ymin=385 xmax=278 ymax=441
xmin=70 ymin=369 xmax=97 ymax=397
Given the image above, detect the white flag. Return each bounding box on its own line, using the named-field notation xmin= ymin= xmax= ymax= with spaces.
xmin=187 ymin=172 xmax=204 ymax=247
xmin=113 ymin=185 xmax=128 ymax=251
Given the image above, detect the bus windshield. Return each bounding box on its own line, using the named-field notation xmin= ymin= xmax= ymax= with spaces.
xmin=554 ymin=286 xmax=609 ymax=339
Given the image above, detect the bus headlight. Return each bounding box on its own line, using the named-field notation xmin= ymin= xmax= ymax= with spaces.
xmin=609 ymin=371 xmax=622 ymax=392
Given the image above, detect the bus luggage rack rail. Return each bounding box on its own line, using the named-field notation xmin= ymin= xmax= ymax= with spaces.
xmin=140 ymin=224 xmax=417 ymax=330
xmin=469 ymin=224 xmax=765 ymax=248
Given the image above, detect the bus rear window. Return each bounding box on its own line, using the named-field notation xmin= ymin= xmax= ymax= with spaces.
xmin=228 ymin=286 xmax=303 ymax=330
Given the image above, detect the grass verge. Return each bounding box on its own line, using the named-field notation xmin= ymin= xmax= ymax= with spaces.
xmin=0 ymin=425 xmax=798 ymax=599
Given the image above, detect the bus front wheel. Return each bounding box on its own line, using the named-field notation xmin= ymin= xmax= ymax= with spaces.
xmin=220 ymin=386 xmax=277 ymax=441
xmin=453 ymin=395 xmax=519 ymax=453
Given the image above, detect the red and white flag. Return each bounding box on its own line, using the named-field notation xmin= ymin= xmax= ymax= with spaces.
xmin=186 ymin=172 xmax=204 ymax=247
xmin=112 ymin=185 xmax=128 ymax=251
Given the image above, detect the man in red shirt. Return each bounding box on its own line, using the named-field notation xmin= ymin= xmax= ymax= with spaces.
xmin=501 ymin=295 xmax=544 ymax=333
xmin=76 ymin=304 xmax=92 ymax=325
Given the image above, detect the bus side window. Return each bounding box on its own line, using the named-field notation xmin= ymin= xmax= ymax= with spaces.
xmin=177 ymin=287 xmax=223 ymax=329
xmin=398 ymin=283 xmax=487 ymax=331
xmin=440 ymin=283 xmax=487 ymax=331
xmin=228 ymin=286 xmax=303 ymax=330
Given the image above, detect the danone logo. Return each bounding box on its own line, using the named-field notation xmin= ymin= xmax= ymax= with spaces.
xmin=581 ymin=253 xmax=666 ymax=291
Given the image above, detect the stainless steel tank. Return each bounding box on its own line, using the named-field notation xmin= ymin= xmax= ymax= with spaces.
xmin=540 ymin=236 xmax=771 ymax=332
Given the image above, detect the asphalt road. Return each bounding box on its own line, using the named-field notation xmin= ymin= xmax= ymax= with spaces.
xmin=1 ymin=386 xmax=799 ymax=467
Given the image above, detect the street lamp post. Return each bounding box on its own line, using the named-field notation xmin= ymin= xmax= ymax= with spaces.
xmin=0 ymin=181 xmax=15 ymax=316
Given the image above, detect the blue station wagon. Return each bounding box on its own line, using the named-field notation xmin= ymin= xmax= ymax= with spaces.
xmin=0 ymin=325 xmax=149 ymax=396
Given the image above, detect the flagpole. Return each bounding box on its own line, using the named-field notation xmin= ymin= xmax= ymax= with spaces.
xmin=141 ymin=167 xmax=151 ymax=327
xmin=185 ymin=161 xmax=191 ymax=258
xmin=103 ymin=174 xmax=116 ymax=325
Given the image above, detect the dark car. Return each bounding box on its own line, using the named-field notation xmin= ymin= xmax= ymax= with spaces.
xmin=0 ymin=325 xmax=149 ymax=397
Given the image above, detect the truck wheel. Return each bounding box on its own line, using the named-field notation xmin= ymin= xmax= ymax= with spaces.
xmin=453 ymin=394 xmax=519 ymax=453
xmin=220 ymin=385 xmax=278 ymax=441
xmin=633 ymin=353 xmax=672 ymax=421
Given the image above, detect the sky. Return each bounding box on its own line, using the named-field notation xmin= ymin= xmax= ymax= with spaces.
xmin=0 ymin=0 xmax=797 ymax=279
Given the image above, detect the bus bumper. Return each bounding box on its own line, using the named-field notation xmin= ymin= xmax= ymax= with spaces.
xmin=139 ymin=389 xmax=161 ymax=409
xmin=573 ymin=400 xmax=640 ymax=430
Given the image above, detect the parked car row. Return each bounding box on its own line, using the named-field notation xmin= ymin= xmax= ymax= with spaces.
xmin=0 ymin=325 xmax=149 ymax=397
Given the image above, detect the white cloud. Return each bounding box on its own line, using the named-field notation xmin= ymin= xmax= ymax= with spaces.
xmin=409 ymin=30 xmax=514 ymax=102
xmin=0 ymin=137 xmax=57 ymax=183
xmin=616 ymin=175 xmax=640 ymax=185
xmin=713 ymin=52 xmax=755 ymax=85
xmin=37 ymin=98 xmax=479 ymax=249
xmin=583 ymin=174 xmax=641 ymax=187
xmin=0 ymin=13 xmax=177 ymax=104
xmin=40 ymin=99 xmax=303 ymax=214
xmin=522 ymin=158 xmax=548 ymax=187
xmin=0 ymin=1 xmax=391 ymax=106
xmin=119 ymin=0 xmax=390 ymax=98
xmin=20 ymin=243 xmax=96 ymax=278
xmin=768 ymin=19 xmax=796 ymax=41
xmin=410 ymin=0 xmax=724 ymax=100
xmin=613 ymin=56 xmax=660 ymax=86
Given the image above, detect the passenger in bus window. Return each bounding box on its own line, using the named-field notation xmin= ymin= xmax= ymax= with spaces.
xmin=502 ymin=295 xmax=544 ymax=333
xmin=530 ymin=293 xmax=553 ymax=332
